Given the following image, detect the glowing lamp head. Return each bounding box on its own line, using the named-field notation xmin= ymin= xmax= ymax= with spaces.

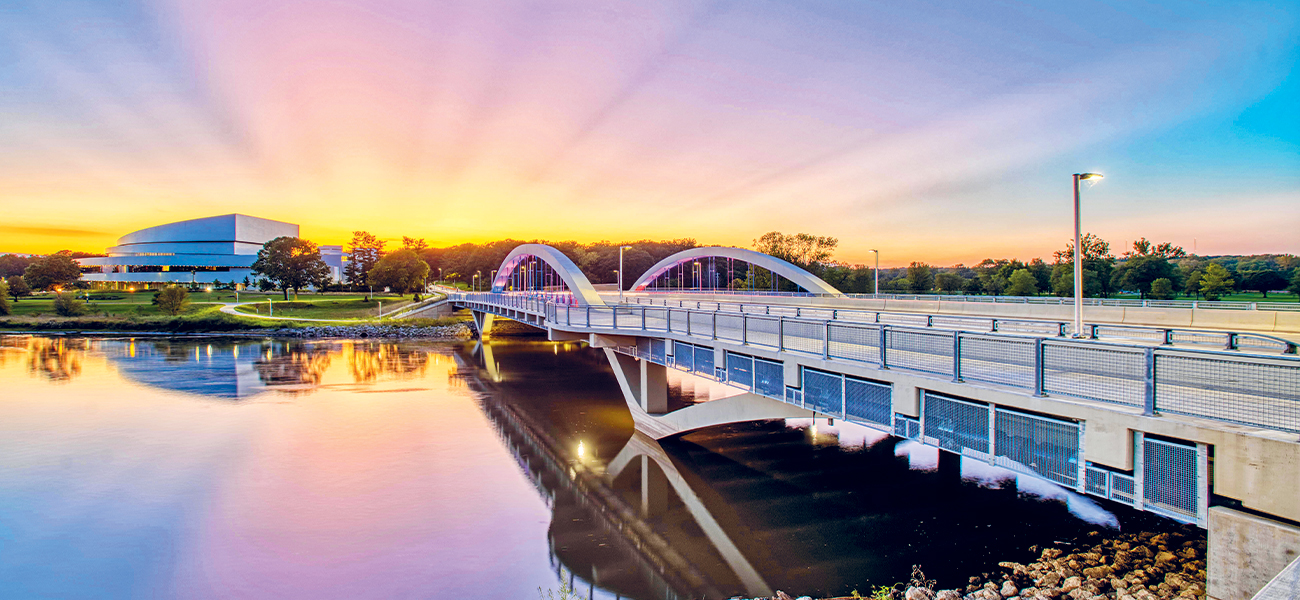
xmin=1075 ymin=172 xmax=1104 ymax=181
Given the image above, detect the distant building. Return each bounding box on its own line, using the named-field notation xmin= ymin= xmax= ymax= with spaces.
xmin=78 ymin=214 xmax=344 ymax=289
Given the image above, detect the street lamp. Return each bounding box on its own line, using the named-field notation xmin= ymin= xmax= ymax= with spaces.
xmin=618 ymin=246 xmax=632 ymax=302
xmin=1072 ymin=172 xmax=1104 ymax=337
xmin=490 ymin=269 xmax=497 ymax=292
xmin=437 ymin=267 xmax=443 ymax=284
xmin=868 ymin=249 xmax=879 ymax=297
xmin=693 ymin=261 xmax=702 ymax=290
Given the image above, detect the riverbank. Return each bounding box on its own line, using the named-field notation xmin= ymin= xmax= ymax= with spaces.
xmin=750 ymin=527 xmax=1206 ymax=600
xmin=0 ymin=316 xmax=475 ymax=339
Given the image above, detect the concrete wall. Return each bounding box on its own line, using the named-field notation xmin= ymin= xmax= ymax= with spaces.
xmin=1208 ymin=507 xmax=1300 ymax=600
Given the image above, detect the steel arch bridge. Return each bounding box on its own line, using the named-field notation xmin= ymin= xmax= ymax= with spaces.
xmin=631 ymin=246 xmax=843 ymax=296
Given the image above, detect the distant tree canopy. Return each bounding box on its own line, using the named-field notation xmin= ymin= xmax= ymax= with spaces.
xmin=369 ymin=249 xmax=430 ymax=297
xmin=345 ymin=231 xmax=386 ymax=291
xmin=0 ymin=254 xmax=33 ymax=278
xmin=23 ymin=252 xmax=83 ymax=291
xmin=251 ymin=237 xmax=332 ymax=300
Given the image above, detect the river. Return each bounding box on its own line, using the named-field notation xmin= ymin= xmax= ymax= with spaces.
xmin=0 ymin=335 xmax=1177 ymax=599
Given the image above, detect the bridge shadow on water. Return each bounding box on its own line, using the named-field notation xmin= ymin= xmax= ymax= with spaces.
xmin=456 ymin=339 xmax=1181 ymax=600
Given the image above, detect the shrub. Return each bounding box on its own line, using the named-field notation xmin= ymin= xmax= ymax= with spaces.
xmin=53 ymin=293 xmax=86 ymax=317
xmin=153 ymin=285 xmax=191 ymax=316
xmin=1149 ymin=278 xmax=1174 ymax=300
xmin=0 ymin=279 xmax=9 ymax=315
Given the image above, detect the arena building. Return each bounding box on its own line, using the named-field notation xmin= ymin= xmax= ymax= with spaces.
xmin=78 ymin=214 xmax=345 ymax=289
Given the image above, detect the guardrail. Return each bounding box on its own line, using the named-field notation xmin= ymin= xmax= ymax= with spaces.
xmin=624 ymin=296 xmax=1296 ymax=355
xmin=452 ymin=292 xmax=1300 ymax=436
xmin=624 ymin=289 xmax=1300 ymax=311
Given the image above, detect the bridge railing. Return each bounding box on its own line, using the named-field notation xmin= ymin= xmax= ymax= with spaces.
xmin=623 ymin=296 xmax=1296 ymax=355
xmin=451 ymin=291 xmax=1300 ymax=435
xmin=624 ymin=290 xmax=1300 ymax=312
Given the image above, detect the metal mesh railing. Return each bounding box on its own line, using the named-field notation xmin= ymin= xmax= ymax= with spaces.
xmin=693 ymin=345 xmax=714 ymax=377
xmin=673 ymin=341 xmax=693 ymax=371
xmin=1143 ymin=438 xmax=1199 ymax=520
xmin=782 ymin=319 xmax=824 ymax=354
xmin=1110 ymin=472 xmax=1136 ymax=504
xmin=715 ymin=314 xmax=745 ymax=342
xmin=745 ymin=316 xmax=781 ymax=348
xmin=845 ymin=377 xmax=892 ymax=427
xmin=726 ymin=352 xmax=754 ymax=390
xmin=958 ymin=334 xmax=1036 ymax=389
xmin=828 ymin=323 xmax=881 ymax=364
xmin=894 ymin=414 xmax=920 ymax=439
xmin=643 ymin=308 xmax=669 ymax=332
xmin=1042 ymin=342 xmax=1145 ymax=407
xmin=1154 ymin=354 xmax=1300 ymax=433
xmin=886 ymin=329 xmax=953 ymax=376
xmin=689 ymin=312 xmax=713 ymax=339
xmin=754 ymin=358 xmax=784 ymax=399
xmin=803 ymin=368 xmax=844 ymax=417
xmin=922 ymin=392 xmax=990 ymax=456
xmin=994 ymin=409 xmax=1081 ymax=488
xmin=1085 ymin=465 xmax=1109 ymax=497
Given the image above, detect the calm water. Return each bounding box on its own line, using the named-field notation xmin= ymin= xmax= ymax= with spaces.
xmin=0 ymin=335 xmax=1172 ymax=599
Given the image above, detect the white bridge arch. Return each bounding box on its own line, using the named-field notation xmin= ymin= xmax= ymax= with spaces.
xmin=630 ymin=246 xmax=843 ymax=296
xmin=490 ymin=243 xmax=606 ymax=306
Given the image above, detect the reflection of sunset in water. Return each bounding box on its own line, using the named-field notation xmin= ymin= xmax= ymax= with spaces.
xmin=5 ymin=337 xmax=88 ymax=383
xmin=343 ymin=342 xmax=434 ymax=383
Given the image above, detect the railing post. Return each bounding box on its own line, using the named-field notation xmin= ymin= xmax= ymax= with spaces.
xmin=927 ymin=315 xmax=933 ymax=328
xmin=1058 ymin=322 xmax=1067 ymax=337
xmin=613 ymin=307 xmax=618 ymax=329
xmin=879 ymin=325 xmax=889 ymax=369
xmin=1163 ymin=330 xmax=1173 ymax=345
xmin=1033 ymin=338 xmax=1046 ymax=396
xmin=712 ymin=312 xmax=717 ymax=340
xmin=1143 ymin=348 xmax=1157 ymax=416
xmin=686 ymin=310 xmax=692 ymax=337
xmin=642 ymin=308 xmax=647 ymax=331
xmin=952 ymin=331 xmax=962 ymax=382
xmin=991 ymin=319 xmax=999 ymax=333
xmin=778 ymin=317 xmax=785 ymax=351
xmin=585 ymin=305 xmax=591 ymax=328
xmin=1225 ymin=333 xmax=1238 ymax=351
xmin=566 ymin=304 xmax=571 ymax=326
xmin=824 ymin=321 xmax=831 ymax=360
xmin=742 ymin=315 xmax=749 ymax=345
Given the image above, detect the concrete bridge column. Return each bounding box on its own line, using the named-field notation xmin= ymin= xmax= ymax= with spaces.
xmin=470 ymin=310 xmax=494 ymax=337
xmin=641 ymin=455 xmax=669 ymax=517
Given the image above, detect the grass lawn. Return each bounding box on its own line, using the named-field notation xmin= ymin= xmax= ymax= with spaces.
xmin=231 ymin=296 xmax=422 ymax=320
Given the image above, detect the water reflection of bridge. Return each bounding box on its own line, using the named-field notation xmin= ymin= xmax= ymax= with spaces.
xmin=458 ymin=342 xmax=1121 ymax=598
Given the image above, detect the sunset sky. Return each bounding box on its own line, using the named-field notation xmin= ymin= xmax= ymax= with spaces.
xmin=1 ymin=0 xmax=1296 ymax=266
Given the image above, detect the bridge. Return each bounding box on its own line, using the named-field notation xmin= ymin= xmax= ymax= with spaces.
xmin=448 ymin=243 xmax=1300 ymax=600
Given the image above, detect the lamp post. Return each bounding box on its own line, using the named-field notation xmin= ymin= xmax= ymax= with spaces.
xmin=490 ymin=269 xmax=497 ymax=292
xmin=693 ymin=261 xmax=701 ymax=290
xmin=618 ymin=246 xmax=632 ymax=302
xmin=868 ymin=249 xmax=879 ymax=296
xmin=1072 ymin=172 xmax=1104 ymax=337
xmin=437 ymin=267 xmax=443 ymax=284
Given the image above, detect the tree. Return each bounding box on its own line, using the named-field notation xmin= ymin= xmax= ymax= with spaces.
xmin=368 ymin=249 xmax=430 ymax=297
xmin=1183 ymin=269 xmax=1203 ymax=299
xmin=1126 ymin=237 xmax=1186 ymax=259
xmin=753 ymin=232 xmax=838 ymax=272
xmin=152 ymin=286 xmax=191 ymax=316
xmin=906 ymin=262 xmax=934 ymax=293
xmin=1149 ymin=278 xmax=1174 ymax=300
xmin=1240 ymin=270 xmax=1288 ymax=298
xmin=401 ymin=237 xmax=429 ymax=253
xmin=23 ymin=251 xmax=83 ymax=291
xmin=1053 ymin=233 xmax=1116 ymax=297
xmin=251 ymin=237 xmax=332 ymax=300
xmin=1007 ymin=269 xmax=1038 ymax=296
xmin=1289 ymin=271 xmax=1300 ymax=299
xmin=0 ymin=254 xmax=33 ymax=278
xmin=52 ymin=293 xmax=86 ymax=316
xmin=6 ymin=276 xmax=30 ymax=302
xmin=1199 ymin=263 xmax=1234 ymax=301
xmin=0 ymin=279 xmax=9 ymax=315
xmin=935 ymin=272 xmax=965 ymax=294
xmin=345 ymin=231 xmax=386 ymax=294
xmin=1111 ymin=254 xmax=1179 ymax=299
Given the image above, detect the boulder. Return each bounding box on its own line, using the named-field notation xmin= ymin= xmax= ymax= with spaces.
xmin=905 ymin=586 xmax=935 ymax=600
xmin=1037 ymin=573 xmax=1061 ymax=588
xmin=1000 ymin=581 xmax=1017 ymax=598
xmin=1060 ymin=576 xmax=1082 ymax=593
xmin=935 ymin=591 xmax=961 ymax=600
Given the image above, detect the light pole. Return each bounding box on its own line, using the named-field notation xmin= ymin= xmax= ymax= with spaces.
xmin=693 ymin=261 xmax=701 ymax=290
xmin=490 ymin=269 xmax=497 ymax=292
xmin=437 ymin=267 xmax=443 ymax=284
xmin=868 ymin=249 xmax=879 ymax=296
xmin=1072 ymin=172 xmax=1104 ymax=337
xmin=618 ymin=246 xmax=632 ymax=302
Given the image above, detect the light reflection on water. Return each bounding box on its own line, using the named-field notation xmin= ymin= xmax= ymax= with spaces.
xmin=0 ymin=335 xmax=1171 ymax=600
